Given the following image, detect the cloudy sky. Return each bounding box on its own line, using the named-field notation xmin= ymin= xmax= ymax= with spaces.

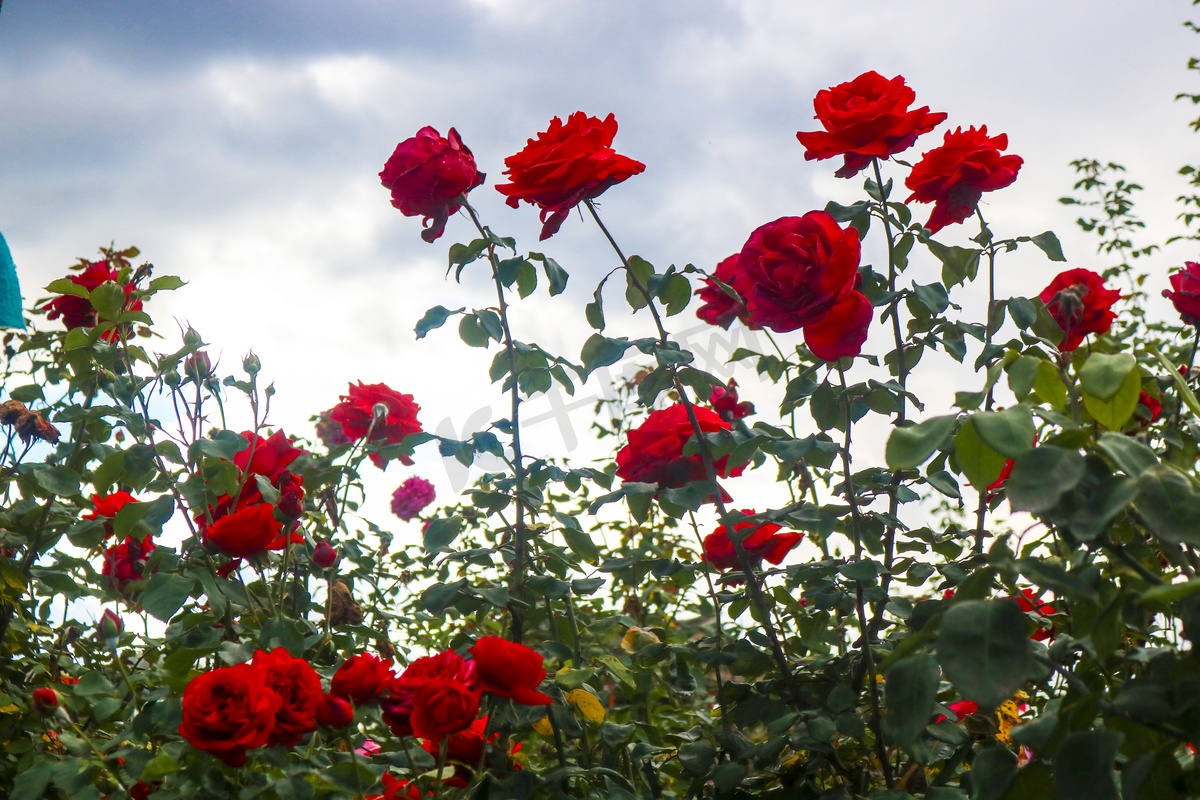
xmin=2 ymin=0 xmax=1199 ymax=539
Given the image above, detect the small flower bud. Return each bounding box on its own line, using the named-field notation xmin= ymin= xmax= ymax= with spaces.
xmin=32 ymin=688 xmax=58 ymax=715
xmin=163 ymin=371 xmax=181 ymax=388
xmin=97 ymin=608 xmax=123 ymax=643
xmin=182 ymin=326 xmax=204 ymax=347
xmin=315 ymin=693 xmax=355 ymax=728
xmin=184 ymin=351 xmax=213 ymax=383
xmin=312 ymin=541 xmax=338 ymax=570
xmin=243 ymin=352 xmax=261 ymax=376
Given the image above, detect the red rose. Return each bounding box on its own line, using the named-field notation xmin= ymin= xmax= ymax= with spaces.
xmin=32 ymin=687 xmax=58 ymax=715
xmin=129 ymin=781 xmax=151 ymax=800
xmin=251 ymin=647 xmax=322 ymax=747
xmin=380 ymin=126 xmax=485 ymax=243
xmin=41 ymin=260 xmax=144 ymax=339
xmin=703 ymin=512 xmax=803 ymax=571
xmin=315 ymin=694 xmax=355 ymax=729
xmin=796 ymin=71 xmax=946 ymax=179
xmin=495 ymin=112 xmax=646 ymax=240
xmin=312 ymin=541 xmax=338 ymax=569
xmin=1135 ymin=391 xmax=1162 ymax=426
xmin=179 ymin=663 xmax=282 ymax=766
xmin=420 ymin=716 xmax=520 ymax=788
xmin=468 ymin=636 xmax=552 ymax=706
xmin=85 ymin=491 xmax=140 ymax=538
xmin=235 ymin=430 xmax=305 ymax=481
xmin=694 ymin=254 xmax=750 ymax=329
xmin=904 ymin=125 xmax=1023 ymax=233
xmin=331 ymin=652 xmax=395 ymax=706
xmin=1164 ymin=261 xmax=1200 ymax=326
xmin=101 ymin=534 xmax=156 ymax=596
xmin=1038 ymin=268 xmax=1120 ymax=352
xmin=204 ymin=503 xmax=295 ymax=559
xmin=736 ymin=212 xmax=872 ymax=360
xmin=1009 ymin=588 xmax=1056 ymax=642
xmin=383 ymin=649 xmax=477 ymax=737
xmin=935 ymin=700 xmax=979 ymax=724
xmin=373 ymin=774 xmax=428 ymax=800
xmin=615 ymin=403 xmax=745 ymax=490
xmin=329 ymin=382 xmax=423 ymax=469
xmin=708 ymin=380 xmax=754 ymax=421
xmin=409 ymin=678 xmax=481 ymax=741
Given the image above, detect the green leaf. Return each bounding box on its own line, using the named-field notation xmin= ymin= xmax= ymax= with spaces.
xmin=580 ymin=334 xmax=631 ymax=376
xmin=1032 ymin=361 xmax=1068 ymax=410
xmin=1096 ymin=432 xmax=1158 ymax=476
xmin=1008 ymin=297 xmax=1039 ymax=329
xmin=1054 ymin=730 xmax=1122 ymax=800
xmin=423 ymin=517 xmax=462 ymax=553
xmin=561 ymin=526 xmax=600 ymax=565
xmin=31 ymin=465 xmax=80 ymax=497
xmin=45 ymin=278 xmax=89 ymax=297
xmin=1030 ymin=231 xmax=1066 ymax=262
xmin=10 ymin=762 xmax=54 ymax=800
xmin=458 ymin=314 xmax=491 ymax=348
xmin=139 ymin=753 xmax=180 ymax=782
xmin=625 ymin=256 xmax=655 ymax=310
xmin=973 ymin=405 xmax=1035 ymax=459
xmin=885 ymin=414 xmax=957 ymax=469
xmin=884 ymin=653 xmax=940 ymax=751
xmin=1149 ymin=345 xmax=1200 ymax=418
xmin=1136 ymin=466 xmax=1200 ymax=546
xmin=969 ymin=746 xmax=1017 ymax=800
xmin=1082 ymin=364 xmax=1140 ymax=430
xmin=954 ymin=419 xmax=1007 ymax=489
xmin=1005 ymin=446 xmax=1086 ymax=513
xmin=1006 ymin=356 xmax=1040 ymax=399
xmin=530 ymin=252 xmax=569 ymax=296
xmin=937 ymin=600 xmax=1035 ymax=710
xmin=926 ymin=240 xmax=981 ymax=288
xmin=1079 ymin=352 xmax=1137 ymax=400
xmin=139 ymin=572 xmax=194 ymax=622
xmin=89 ymin=281 xmax=127 ymax=319
xmin=148 ymin=275 xmax=186 ymax=292
xmin=662 ymin=273 xmax=692 ymax=316
xmin=677 ymin=741 xmax=716 ymax=775
xmin=1138 ymin=579 xmax=1200 ymax=605
xmin=414 ymin=305 xmax=463 ymax=339
xmin=8 ymin=384 xmax=43 ymax=403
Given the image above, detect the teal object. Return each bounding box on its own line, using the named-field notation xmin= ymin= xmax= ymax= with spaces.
xmin=0 ymin=232 xmax=26 ymax=329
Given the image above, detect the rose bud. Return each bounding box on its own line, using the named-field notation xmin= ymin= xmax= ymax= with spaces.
xmin=315 ymin=693 xmax=355 ymax=729
xmin=97 ymin=608 xmax=123 ymax=643
xmin=243 ymin=352 xmax=261 ymax=375
xmin=312 ymin=541 xmax=338 ymax=570
xmin=184 ymin=351 xmax=213 ymax=383
xmin=32 ymin=688 xmax=59 ymax=715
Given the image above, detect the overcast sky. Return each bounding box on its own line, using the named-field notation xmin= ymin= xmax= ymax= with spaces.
xmin=2 ymin=0 xmax=1199 ymax=542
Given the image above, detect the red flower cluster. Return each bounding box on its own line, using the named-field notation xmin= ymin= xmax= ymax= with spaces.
xmin=380 ymin=126 xmax=485 ymax=243
xmin=495 ymin=112 xmax=645 ymax=240
xmin=84 ymin=491 xmax=140 ymax=538
xmin=904 ymin=125 xmax=1023 ymax=233
xmin=199 ymin=430 xmax=307 ymax=560
xmin=1164 ymin=261 xmax=1200 ymax=326
xmin=178 ymin=648 xmax=322 ymax=766
xmin=41 ymin=259 xmax=143 ymax=340
xmin=329 ymin=382 xmax=423 ymax=469
xmin=615 ymin=403 xmax=745 ymax=491
xmin=101 ymin=534 xmax=156 ymax=598
xmin=1039 ymin=268 xmax=1120 ymax=352
xmin=708 ymin=380 xmax=754 ymax=422
xmin=796 ymin=71 xmax=946 ymax=179
xmin=703 ymin=512 xmax=802 ymax=572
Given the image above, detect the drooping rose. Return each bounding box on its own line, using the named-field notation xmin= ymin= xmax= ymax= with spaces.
xmin=1164 ymin=261 xmax=1200 ymax=326
xmin=178 ymin=663 xmax=282 ymax=767
xmin=409 ymin=678 xmax=481 ymax=741
xmin=469 ymin=636 xmax=552 ymax=706
xmin=329 ymin=382 xmax=423 ymax=469
xmin=101 ymin=534 xmax=156 ymax=596
xmin=380 ymin=126 xmax=485 ymax=243
xmin=736 ymin=212 xmax=872 ymax=360
xmin=251 ymin=647 xmax=322 ymax=747
xmin=204 ymin=503 xmax=296 ymax=559
xmin=391 ymin=476 xmax=436 ymax=521
xmin=330 ymin=652 xmax=395 ymax=706
xmin=615 ymin=403 xmax=745 ymax=490
xmin=694 ymin=254 xmax=750 ymax=329
xmin=703 ymin=512 xmax=803 ymax=571
xmin=1009 ymin=588 xmax=1056 ymax=642
xmin=495 ymin=112 xmax=645 ymax=240
xmin=1038 ymin=268 xmax=1121 ymax=352
xmin=796 ymin=71 xmax=946 ymax=179
xmin=41 ymin=260 xmax=144 ymax=339
xmin=904 ymin=125 xmax=1023 ymax=233
xmin=708 ymin=380 xmax=754 ymax=421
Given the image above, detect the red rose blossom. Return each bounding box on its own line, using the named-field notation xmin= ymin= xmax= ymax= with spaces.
xmin=1135 ymin=391 xmax=1162 ymax=426
xmin=380 ymin=126 xmax=485 ymax=243
xmin=235 ymin=429 xmax=305 ymax=482
xmin=101 ymin=534 xmax=156 ymax=597
xmin=1038 ymin=268 xmax=1121 ymax=352
xmin=469 ymin=636 xmax=552 ymax=706
xmin=935 ymin=700 xmax=979 ymax=724
xmin=796 ymin=71 xmax=946 ymax=179
xmin=1009 ymin=588 xmax=1056 ymax=642
xmin=495 ymin=112 xmax=645 ymax=240
xmin=736 ymin=212 xmax=872 ymax=360
xmin=694 ymin=254 xmax=750 ymax=329
xmin=178 ymin=663 xmax=282 ymax=767
xmin=32 ymin=687 xmax=58 ymax=715
xmin=409 ymin=678 xmax=481 ymax=741
xmin=382 ymin=649 xmax=477 ymax=737
xmin=904 ymin=125 xmax=1023 ymax=233
xmin=129 ymin=781 xmax=151 ymax=800
xmin=41 ymin=260 xmax=144 ymax=339
xmin=204 ymin=503 xmax=296 ymax=559
xmin=708 ymin=380 xmax=754 ymax=421
xmin=85 ymin=491 xmax=140 ymax=538
xmin=420 ymin=716 xmax=520 ymax=788
xmin=251 ymin=647 xmax=322 ymax=747
xmin=703 ymin=512 xmax=803 ymax=571
xmin=1164 ymin=261 xmax=1200 ymax=326
xmin=615 ymin=403 xmax=745 ymax=491
xmin=329 ymin=382 xmax=423 ymax=469
xmin=331 ymin=652 xmax=395 ymax=706
xmin=316 ymin=694 xmax=355 ymax=728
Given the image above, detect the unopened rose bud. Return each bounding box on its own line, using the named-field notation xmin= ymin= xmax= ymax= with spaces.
xmin=97 ymin=608 xmax=123 ymax=643
xmin=184 ymin=351 xmax=213 ymax=383
xmin=243 ymin=352 xmax=261 ymax=375
xmin=315 ymin=693 xmax=355 ymax=728
xmin=163 ymin=371 xmax=181 ymax=388
xmin=32 ymin=688 xmax=58 ymax=715
xmin=312 ymin=541 xmax=338 ymax=570
xmin=182 ymin=326 xmax=204 ymax=347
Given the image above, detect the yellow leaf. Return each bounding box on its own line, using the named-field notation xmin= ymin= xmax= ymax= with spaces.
xmin=532 ymin=715 xmax=554 ymax=736
xmin=620 ymin=626 xmax=660 ymax=653
xmin=0 ymin=704 xmax=19 ymax=714
xmin=566 ymin=688 xmax=606 ymax=722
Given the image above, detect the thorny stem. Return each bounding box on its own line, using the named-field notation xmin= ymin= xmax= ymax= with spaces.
xmin=585 ymin=199 xmax=793 ymax=686
xmin=463 ymin=201 xmax=530 ymax=644
xmin=688 ymin=511 xmax=730 ymax=729
xmin=973 ymin=209 xmax=999 ymax=555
